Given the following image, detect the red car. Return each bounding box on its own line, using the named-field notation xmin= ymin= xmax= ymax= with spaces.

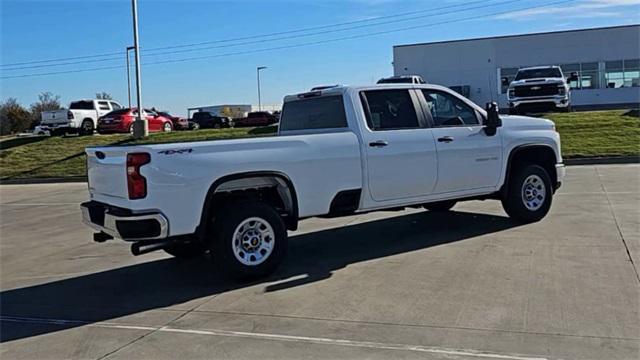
xmin=234 ymin=111 xmax=279 ymax=127
xmin=157 ymin=111 xmax=190 ymax=130
xmin=97 ymin=108 xmax=174 ymax=134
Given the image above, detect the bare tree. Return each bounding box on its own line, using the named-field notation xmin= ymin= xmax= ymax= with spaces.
xmin=96 ymin=92 xmax=113 ymax=100
xmin=0 ymin=98 xmax=31 ymax=135
xmin=30 ymin=92 xmax=62 ymax=127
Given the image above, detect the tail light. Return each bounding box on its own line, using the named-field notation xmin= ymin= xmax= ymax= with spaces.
xmin=127 ymin=153 xmax=150 ymax=199
xmin=67 ymin=110 xmax=74 ymax=120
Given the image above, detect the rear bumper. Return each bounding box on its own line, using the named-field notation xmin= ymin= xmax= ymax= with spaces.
xmin=81 ymin=201 xmax=168 ymax=241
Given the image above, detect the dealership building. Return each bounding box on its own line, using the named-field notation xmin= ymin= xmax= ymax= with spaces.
xmin=392 ymin=25 xmax=640 ymax=109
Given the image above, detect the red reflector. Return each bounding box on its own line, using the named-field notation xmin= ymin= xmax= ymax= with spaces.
xmin=126 ymin=153 xmax=150 ymax=199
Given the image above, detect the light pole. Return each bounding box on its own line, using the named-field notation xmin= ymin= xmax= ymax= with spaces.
xmin=131 ymin=0 xmax=147 ymax=138
xmin=125 ymin=46 xmax=134 ymax=108
xmin=257 ymin=66 xmax=267 ymax=111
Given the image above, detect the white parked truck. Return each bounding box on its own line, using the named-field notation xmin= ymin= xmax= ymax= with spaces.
xmin=82 ymin=84 xmax=565 ymax=279
xmin=505 ymin=66 xmax=576 ymax=114
xmin=41 ymin=99 xmax=123 ymax=135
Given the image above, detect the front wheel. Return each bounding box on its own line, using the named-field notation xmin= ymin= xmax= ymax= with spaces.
xmin=210 ymin=200 xmax=287 ymax=280
xmin=501 ymin=164 xmax=553 ymax=223
xmin=163 ymin=122 xmax=173 ymax=132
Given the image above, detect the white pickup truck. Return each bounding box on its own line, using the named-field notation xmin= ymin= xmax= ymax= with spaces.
xmin=82 ymin=84 xmax=565 ymax=279
xmin=505 ymin=66 xmax=576 ymax=115
xmin=41 ymin=99 xmax=123 ymax=135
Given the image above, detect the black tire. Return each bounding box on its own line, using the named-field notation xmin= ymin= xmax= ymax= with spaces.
xmin=209 ymin=200 xmax=287 ymax=280
xmin=508 ymin=108 xmax=519 ymax=115
xmin=501 ymin=164 xmax=553 ymax=223
xmin=80 ymin=119 xmax=94 ymax=136
xmin=424 ymin=200 xmax=456 ymax=212
xmin=163 ymin=241 xmax=207 ymax=258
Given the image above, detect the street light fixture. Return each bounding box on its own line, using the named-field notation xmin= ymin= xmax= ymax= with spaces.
xmin=125 ymin=46 xmax=134 ymax=109
xmin=257 ymin=66 xmax=267 ymax=111
xmin=130 ymin=0 xmax=147 ymax=138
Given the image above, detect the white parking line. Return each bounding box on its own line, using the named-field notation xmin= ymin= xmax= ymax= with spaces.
xmin=1 ymin=316 xmax=547 ymax=360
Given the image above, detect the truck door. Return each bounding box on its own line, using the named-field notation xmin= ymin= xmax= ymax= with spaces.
xmin=418 ymin=89 xmax=502 ymax=193
xmin=360 ymin=89 xmax=438 ymax=201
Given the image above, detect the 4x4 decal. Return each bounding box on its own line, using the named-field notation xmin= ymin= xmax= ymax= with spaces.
xmin=158 ymin=148 xmax=193 ymax=155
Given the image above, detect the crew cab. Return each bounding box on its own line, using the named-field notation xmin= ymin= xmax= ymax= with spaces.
xmin=505 ymin=66 xmax=576 ymax=114
xmin=41 ymin=99 xmax=122 ymax=135
xmin=82 ymin=84 xmax=565 ymax=280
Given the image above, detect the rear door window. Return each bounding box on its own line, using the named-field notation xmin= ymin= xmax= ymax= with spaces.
xmin=97 ymin=101 xmax=110 ymax=111
xmin=361 ymin=89 xmax=420 ymax=131
xmin=280 ymin=95 xmax=347 ymax=131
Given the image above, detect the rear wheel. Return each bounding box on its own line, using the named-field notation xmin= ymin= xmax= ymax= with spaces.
xmin=163 ymin=241 xmax=206 ymax=258
xmin=501 ymin=164 xmax=553 ymax=223
xmin=209 ymin=200 xmax=287 ymax=280
xmin=80 ymin=119 xmax=94 ymax=136
xmin=424 ymin=200 xmax=456 ymax=212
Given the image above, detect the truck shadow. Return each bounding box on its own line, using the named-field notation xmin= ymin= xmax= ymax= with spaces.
xmin=1 ymin=210 xmax=521 ymax=342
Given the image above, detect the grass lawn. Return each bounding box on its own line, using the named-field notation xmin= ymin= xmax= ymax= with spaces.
xmin=545 ymin=110 xmax=639 ymax=158
xmin=0 ymin=110 xmax=637 ymax=180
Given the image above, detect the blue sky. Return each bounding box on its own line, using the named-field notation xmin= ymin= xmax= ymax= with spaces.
xmin=1 ymin=0 xmax=639 ymax=116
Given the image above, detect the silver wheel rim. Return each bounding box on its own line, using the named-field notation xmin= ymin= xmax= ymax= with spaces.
xmin=521 ymin=174 xmax=546 ymax=211
xmin=232 ymin=217 xmax=275 ymax=266
xmin=164 ymin=123 xmax=172 ymax=132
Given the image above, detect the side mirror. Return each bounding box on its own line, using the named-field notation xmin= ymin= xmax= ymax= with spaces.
xmin=501 ymin=77 xmax=510 ymax=86
xmin=484 ymin=102 xmax=502 ymax=136
xmin=568 ymin=72 xmax=579 ymax=82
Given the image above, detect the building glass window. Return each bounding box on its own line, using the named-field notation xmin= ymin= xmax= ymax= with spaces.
xmin=580 ymin=62 xmax=599 ymax=89
xmin=623 ymin=59 xmax=639 ymax=87
xmin=560 ymin=63 xmax=580 ymax=89
xmin=605 ymin=60 xmax=624 ymax=88
xmin=500 ymin=67 xmax=518 ymax=94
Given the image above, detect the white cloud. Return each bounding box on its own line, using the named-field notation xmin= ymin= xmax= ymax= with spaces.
xmin=494 ymin=0 xmax=640 ymax=20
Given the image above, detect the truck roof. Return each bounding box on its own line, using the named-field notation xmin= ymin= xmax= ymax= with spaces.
xmin=517 ymin=65 xmax=561 ymax=71
xmin=284 ymin=83 xmax=455 ymax=102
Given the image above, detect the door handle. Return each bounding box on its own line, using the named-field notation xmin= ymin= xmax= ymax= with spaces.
xmin=369 ymin=140 xmax=389 ymax=147
xmin=437 ymin=136 xmax=454 ymax=143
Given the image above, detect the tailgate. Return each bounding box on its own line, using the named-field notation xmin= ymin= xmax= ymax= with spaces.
xmin=86 ymin=147 xmax=130 ymax=199
xmin=41 ymin=110 xmax=68 ymax=124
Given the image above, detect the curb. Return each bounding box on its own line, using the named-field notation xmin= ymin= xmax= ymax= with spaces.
xmin=564 ymin=156 xmax=639 ymax=166
xmin=0 ymin=157 xmax=637 ymax=185
xmin=0 ymin=176 xmax=87 ymax=185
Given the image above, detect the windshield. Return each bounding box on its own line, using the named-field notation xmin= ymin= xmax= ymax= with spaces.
xmin=69 ymin=101 xmax=94 ymax=110
xmin=515 ymin=68 xmax=562 ymax=80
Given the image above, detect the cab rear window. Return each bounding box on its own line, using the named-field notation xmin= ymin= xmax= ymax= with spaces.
xmin=70 ymin=101 xmax=94 ymax=110
xmin=280 ymin=95 xmax=347 ymax=131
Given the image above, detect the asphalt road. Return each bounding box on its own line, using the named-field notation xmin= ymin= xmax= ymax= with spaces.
xmin=1 ymin=164 xmax=638 ymax=360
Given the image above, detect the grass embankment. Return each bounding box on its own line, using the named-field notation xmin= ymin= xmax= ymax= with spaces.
xmin=545 ymin=110 xmax=639 ymax=158
xmin=0 ymin=110 xmax=637 ymax=181
xmin=0 ymin=126 xmax=277 ymax=180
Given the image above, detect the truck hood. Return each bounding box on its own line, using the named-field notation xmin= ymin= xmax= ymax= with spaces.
xmin=500 ymin=115 xmax=555 ymax=131
xmin=510 ymin=78 xmax=564 ymax=87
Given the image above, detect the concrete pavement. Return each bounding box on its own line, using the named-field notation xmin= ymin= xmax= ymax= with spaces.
xmin=0 ymin=165 xmax=638 ymax=359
